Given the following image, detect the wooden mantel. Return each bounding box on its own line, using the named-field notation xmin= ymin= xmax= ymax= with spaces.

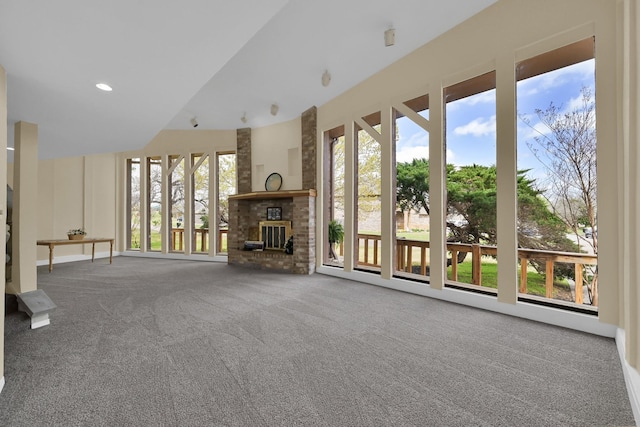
xmin=229 ymin=189 xmax=316 ymax=201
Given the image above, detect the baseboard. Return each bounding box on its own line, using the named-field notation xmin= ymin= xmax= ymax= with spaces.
xmin=121 ymin=251 xmax=228 ymax=263
xmin=36 ymin=251 xmax=119 ymax=267
xmin=0 ymin=376 xmax=4 ymax=395
xmin=37 ymin=251 xmax=229 ymax=266
xmin=616 ymin=328 xmax=640 ymax=426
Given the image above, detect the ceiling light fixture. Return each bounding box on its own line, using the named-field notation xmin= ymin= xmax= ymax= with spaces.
xmin=6 ymin=147 xmax=14 ymax=151
xmin=190 ymin=117 xmax=198 ymax=128
xmin=270 ymin=104 xmax=279 ymax=116
xmin=321 ymin=70 xmax=331 ymax=87
xmin=96 ymin=83 xmax=113 ymax=91
xmin=241 ymin=113 xmax=248 ymax=124
xmin=384 ymin=28 xmax=395 ymax=47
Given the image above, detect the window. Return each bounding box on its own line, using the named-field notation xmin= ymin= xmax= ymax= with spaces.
xmin=217 ymin=152 xmax=236 ymax=254
xmin=516 ymin=38 xmax=597 ymax=307
xmin=323 ymin=126 xmax=346 ymax=266
xmin=147 ymin=156 xmax=162 ymax=251
xmin=444 ymin=71 xmax=497 ymax=291
xmin=126 ymin=158 xmax=141 ymax=250
xmin=394 ymin=94 xmax=430 ymax=278
xmin=355 ymin=113 xmax=382 ymax=271
xmin=168 ymin=155 xmax=186 ymax=253
xmin=191 ymin=153 xmax=210 ymax=254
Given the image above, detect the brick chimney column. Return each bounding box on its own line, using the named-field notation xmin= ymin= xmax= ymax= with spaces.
xmin=236 ymin=128 xmax=252 ymax=194
xmin=301 ymin=106 xmax=317 ymax=190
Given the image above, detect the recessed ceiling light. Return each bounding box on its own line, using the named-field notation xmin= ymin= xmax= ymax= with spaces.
xmin=96 ymin=83 xmax=112 ymax=92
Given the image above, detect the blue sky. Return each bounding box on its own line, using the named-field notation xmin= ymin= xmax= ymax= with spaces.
xmin=395 ymin=59 xmax=596 ymax=178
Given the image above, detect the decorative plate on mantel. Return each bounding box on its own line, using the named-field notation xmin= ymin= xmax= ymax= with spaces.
xmin=265 ymin=172 xmax=283 ymax=191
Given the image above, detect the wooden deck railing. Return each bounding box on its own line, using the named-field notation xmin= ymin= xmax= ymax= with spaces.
xmin=351 ymin=235 xmax=597 ymax=305
xmin=218 ymin=229 xmax=228 ymax=253
xmin=517 ymin=247 xmax=597 ymax=304
xmin=170 ymin=228 xmax=228 ymax=253
xmin=357 ymin=233 xmax=382 ymax=267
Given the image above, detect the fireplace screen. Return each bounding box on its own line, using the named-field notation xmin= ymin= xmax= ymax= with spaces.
xmin=259 ymin=221 xmax=291 ymax=250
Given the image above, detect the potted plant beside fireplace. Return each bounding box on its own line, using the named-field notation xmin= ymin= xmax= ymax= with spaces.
xmin=328 ymin=220 xmax=344 ymax=260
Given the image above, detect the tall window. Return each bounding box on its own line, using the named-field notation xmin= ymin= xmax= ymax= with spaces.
xmin=126 ymin=158 xmax=141 ymax=250
xmin=516 ymin=38 xmax=597 ymax=307
xmin=130 ymin=152 xmax=235 ymax=257
xmin=168 ymin=155 xmax=185 ymax=253
xmin=355 ymin=113 xmax=382 ymax=271
xmin=217 ymin=152 xmax=236 ymax=254
xmin=323 ymin=126 xmax=345 ymax=266
xmin=147 ymin=156 xmax=162 ymax=251
xmin=394 ymin=94 xmax=430 ymax=278
xmin=191 ymin=153 xmax=210 ymax=254
xmin=444 ymin=71 xmax=497 ymax=290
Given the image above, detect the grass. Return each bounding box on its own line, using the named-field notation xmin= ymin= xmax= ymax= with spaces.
xmin=355 ymin=234 xmax=572 ymax=300
xmin=446 ymin=257 xmax=571 ymax=299
xmin=359 ymin=230 xmax=430 ymax=241
xmin=397 ymin=230 xmax=430 ymax=241
xmin=357 ymin=231 xmax=572 ymax=300
xmin=130 ymin=229 xmax=227 ymax=253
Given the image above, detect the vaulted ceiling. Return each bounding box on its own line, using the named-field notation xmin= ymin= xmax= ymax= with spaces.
xmin=0 ymin=0 xmax=495 ymax=160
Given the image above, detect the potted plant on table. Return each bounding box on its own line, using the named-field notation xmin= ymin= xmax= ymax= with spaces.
xmin=67 ymin=228 xmax=87 ymax=240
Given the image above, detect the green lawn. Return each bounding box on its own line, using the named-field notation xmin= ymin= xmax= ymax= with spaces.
xmin=446 ymin=257 xmax=571 ymax=299
xmin=358 ymin=230 xmax=431 ymax=241
xmin=130 ymin=229 xmax=226 ymax=253
xmin=355 ymin=232 xmax=572 ymax=300
xmin=397 ymin=231 xmax=430 ymax=241
xmin=354 ymin=231 xmax=430 ymax=261
xmin=150 ymin=231 xmax=161 ymax=250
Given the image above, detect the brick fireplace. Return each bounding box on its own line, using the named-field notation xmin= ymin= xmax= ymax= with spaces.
xmin=227 ymin=106 xmax=317 ymax=274
xmin=227 ymin=190 xmax=316 ymax=274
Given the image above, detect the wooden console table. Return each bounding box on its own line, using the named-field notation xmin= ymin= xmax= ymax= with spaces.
xmin=37 ymin=238 xmax=115 ymax=272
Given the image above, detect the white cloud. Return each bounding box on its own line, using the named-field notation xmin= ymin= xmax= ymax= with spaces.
xmin=396 ymin=130 xmax=429 ymax=163
xmin=462 ymin=89 xmax=495 ymax=106
xmin=454 ymin=115 xmax=496 ymax=137
xmin=564 ymin=91 xmax=592 ymax=113
xmin=520 ymin=86 xmax=539 ymax=97
xmin=447 ymin=89 xmax=495 ymax=111
xmin=398 ymin=131 xmax=428 ymax=148
xmin=446 ymin=149 xmax=455 ymax=164
xmin=396 ymin=145 xmax=429 ymax=163
xmin=520 ymin=120 xmax=552 ymax=140
xmin=519 ymin=70 xmax=564 ymax=93
xmin=568 ymin=59 xmax=596 ymax=78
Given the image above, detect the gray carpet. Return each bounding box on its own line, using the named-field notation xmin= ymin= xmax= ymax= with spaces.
xmin=0 ymin=257 xmax=635 ymax=426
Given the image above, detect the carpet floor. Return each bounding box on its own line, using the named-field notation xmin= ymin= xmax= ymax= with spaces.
xmin=0 ymin=257 xmax=635 ymax=426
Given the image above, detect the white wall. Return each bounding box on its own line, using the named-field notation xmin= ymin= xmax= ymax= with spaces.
xmin=251 ymin=117 xmax=302 ymax=191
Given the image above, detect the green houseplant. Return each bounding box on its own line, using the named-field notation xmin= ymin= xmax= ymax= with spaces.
xmin=328 ymin=220 xmax=344 ymax=260
xmin=67 ymin=228 xmax=87 ymax=240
